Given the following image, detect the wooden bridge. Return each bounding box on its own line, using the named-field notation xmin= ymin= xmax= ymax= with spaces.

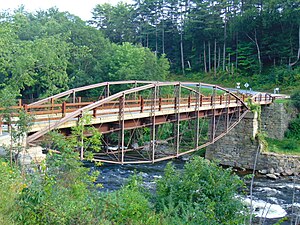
xmin=0 ymin=81 xmax=273 ymax=164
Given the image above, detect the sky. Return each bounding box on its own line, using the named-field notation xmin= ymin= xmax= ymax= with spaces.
xmin=0 ymin=0 xmax=131 ymax=21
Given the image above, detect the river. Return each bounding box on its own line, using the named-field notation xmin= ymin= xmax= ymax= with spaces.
xmin=93 ymin=158 xmax=300 ymax=225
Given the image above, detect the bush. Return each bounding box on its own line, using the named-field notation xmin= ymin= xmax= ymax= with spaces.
xmin=285 ymin=117 xmax=300 ymax=140
xmin=0 ymin=159 xmax=23 ymax=224
xmin=156 ymin=157 xmax=247 ymax=224
xmin=291 ymin=91 xmax=300 ymax=110
xmin=282 ymin=139 xmax=298 ymax=150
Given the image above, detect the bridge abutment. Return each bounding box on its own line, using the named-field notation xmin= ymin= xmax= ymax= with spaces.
xmin=206 ymin=112 xmax=260 ymax=169
xmin=206 ymin=103 xmax=300 ymax=174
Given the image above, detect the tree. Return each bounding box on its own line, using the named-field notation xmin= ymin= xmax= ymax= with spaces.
xmin=91 ymin=3 xmax=137 ymax=44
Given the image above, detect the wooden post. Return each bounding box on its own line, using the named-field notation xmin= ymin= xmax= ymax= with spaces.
xmin=77 ymin=97 xmax=81 ymax=109
xmin=73 ymin=90 xmax=76 ymax=103
xmin=188 ymin=95 xmax=191 ymax=108
xmin=18 ymin=99 xmax=22 ymax=107
xmin=220 ymin=95 xmax=223 ymax=105
xmin=105 ymin=84 xmax=110 ymax=98
xmin=23 ymin=104 xmax=28 ymax=112
xmin=62 ymin=102 xmax=66 ymax=117
xmin=200 ymin=95 xmax=203 ymax=107
xmin=51 ymin=98 xmax=54 ymax=111
xmin=140 ymin=96 xmax=144 ymax=113
xmin=159 ymin=97 xmax=162 ymax=111
xmin=93 ymin=108 xmax=97 ymax=118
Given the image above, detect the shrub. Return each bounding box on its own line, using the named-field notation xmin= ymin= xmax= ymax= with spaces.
xmin=97 ymin=174 xmax=162 ymax=224
xmin=156 ymin=157 xmax=247 ymax=224
xmin=0 ymin=159 xmax=23 ymax=224
xmin=291 ymin=91 xmax=300 ymax=110
xmin=285 ymin=117 xmax=300 ymax=140
xmin=282 ymin=139 xmax=298 ymax=150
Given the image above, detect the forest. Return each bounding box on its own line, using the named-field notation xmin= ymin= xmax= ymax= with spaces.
xmin=0 ymin=7 xmax=169 ymax=101
xmin=91 ymin=0 xmax=300 ymax=91
xmin=0 ymin=0 xmax=299 ymax=102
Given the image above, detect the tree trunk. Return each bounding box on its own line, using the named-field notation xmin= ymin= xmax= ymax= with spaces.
xmin=223 ymin=17 xmax=227 ymax=71
xmin=162 ymin=20 xmax=165 ymax=54
xmin=218 ymin=46 xmax=221 ymax=69
xmin=204 ymin=42 xmax=207 ymax=73
xmin=236 ymin=32 xmax=238 ymax=69
xmin=289 ymin=25 xmax=300 ymax=67
xmin=254 ymin=30 xmax=262 ymax=74
xmin=155 ymin=25 xmax=158 ymax=57
xmin=180 ymin=31 xmax=185 ymax=75
xmin=214 ymin=39 xmax=217 ymax=77
xmin=246 ymin=29 xmax=262 ymax=73
xmin=228 ymin=53 xmax=231 ymax=73
xmin=208 ymin=41 xmax=211 ymax=73
xmin=180 ymin=4 xmax=185 ymax=75
xmin=146 ymin=33 xmax=149 ymax=48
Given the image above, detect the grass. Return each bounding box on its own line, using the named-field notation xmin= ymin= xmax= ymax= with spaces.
xmin=273 ymin=99 xmax=291 ymax=104
xmin=266 ymin=137 xmax=300 ymax=155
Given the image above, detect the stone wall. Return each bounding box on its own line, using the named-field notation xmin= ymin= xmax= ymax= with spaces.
xmin=205 ymin=103 xmax=299 ymax=174
xmin=261 ymin=102 xmax=298 ymax=140
xmin=257 ymin=152 xmax=300 ymax=175
xmin=205 ymin=112 xmax=260 ymax=169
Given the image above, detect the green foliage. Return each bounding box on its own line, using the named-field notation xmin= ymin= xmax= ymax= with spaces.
xmin=0 ymin=143 xmax=248 ymax=225
xmin=267 ymin=137 xmax=300 ymax=155
xmin=285 ymin=117 xmax=300 ymax=141
xmin=97 ymin=174 xmax=161 ymax=224
xmin=256 ymin=132 xmax=269 ymax=152
xmin=0 ymin=9 xmax=169 ymax=100
xmin=291 ymin=91 xmax=300 ymax=110
xmin=0 ymin=159 xmax=23 ymax=224
xmin=246 ymin=98 xmax=261 ymax=114
xmin=108 ymin=42 xmax=169 ymax=82
xmin=15 ymin=128 xmax=102 ymax=224
xmin=156 ymin=157 xmax=247 ymax=224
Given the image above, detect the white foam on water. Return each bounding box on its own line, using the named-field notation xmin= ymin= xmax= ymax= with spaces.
xmin=286 ymin=202 xmax=300 ymax=208
xmin=276 ymin=183 xmax=300 ymax=190
xmin=267 ymin=197 xmax=279 ymax=204
xmin=244 ymin=198 xmax=287 ymax=219
xmin=293 ymin=203 xmax=300 ymax=208
xmin=256 ymin=187 xmax=283 ymax=195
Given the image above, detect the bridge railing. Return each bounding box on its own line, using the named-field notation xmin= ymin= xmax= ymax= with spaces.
xmin=0 ymin=81 xmax=250 ymax=141
xmin=251 ymin=93 xmax=273 ymax=104
xmin=0 ymin=95 xmax=242 ymax=125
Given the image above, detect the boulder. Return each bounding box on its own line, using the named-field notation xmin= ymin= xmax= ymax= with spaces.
xmin=259 ymin=169 xmax=268 ymax=174
xmin=269 ymin=168 xmax=275 ymax=174
xmin=266 ymin=174 xmax=278 ymax=180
